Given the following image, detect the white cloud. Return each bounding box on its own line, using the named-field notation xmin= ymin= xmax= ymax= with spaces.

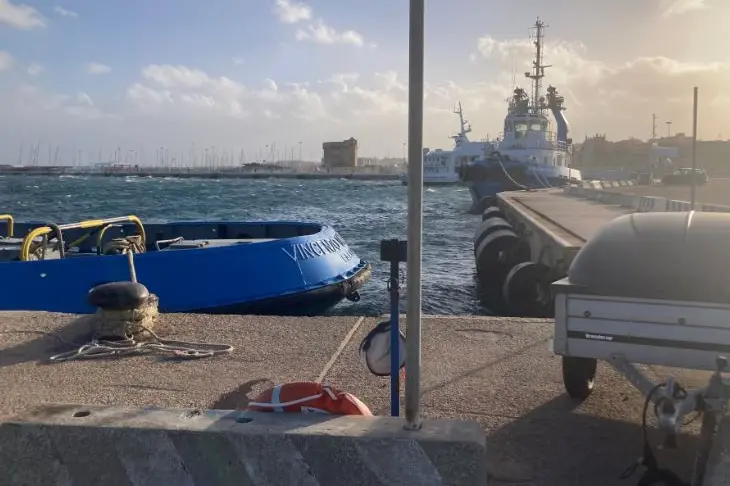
xmin=53 ymin=6 xmax=78 ymax=18
xmin=273 ymin=0 xmax=366 ymax=47
xmin=273 ymin=0 xmax=311 ymax=24
xmin=660 ymin=0 xmax=708 ymax=16
xmin=472 ymin=31 xmax=729 ymax=140
xmin=295 ymin=20 xmax=364 ymax=46
xmin=4 ymin=25 xmax=730 ymax=163
xmin=86 ymin=62 xmax=111 ymax=75
xmin=232 ymin=56 xmax=245 ymax=65
xmin=0 ymin=50 xmax=13 ymax=71
xmin=27 ymin=62 xmax=42 ymax=75
xmin=5 ymin=84 xmax=116 ymax=122
xmin=0 ymin=0 xmax=45 ymax=29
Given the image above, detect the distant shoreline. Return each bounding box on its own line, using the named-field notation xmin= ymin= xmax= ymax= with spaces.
xmin=0 ymin=168 xmax=402 ymax=181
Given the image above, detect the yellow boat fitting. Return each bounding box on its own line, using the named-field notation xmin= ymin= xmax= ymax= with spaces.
xmin=0 ymin=214 xmax=14 ymax=237
xmin=20 ymin=215 xmax=146 ymax=261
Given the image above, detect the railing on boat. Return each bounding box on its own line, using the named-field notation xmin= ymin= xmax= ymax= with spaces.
xmin=0 ymin=214 xmax=14 ymax=237
xmin=20 ymin=215 xmax=146 ymax=261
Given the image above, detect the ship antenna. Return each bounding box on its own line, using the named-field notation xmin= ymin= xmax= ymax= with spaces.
xmin=511 ymin=52 xmax=516 ymax=88
xmin=525 ymin=17 xmax=552 ymax=114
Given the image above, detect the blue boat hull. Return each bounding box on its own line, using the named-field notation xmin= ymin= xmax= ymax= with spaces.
xmin=0 ymin=220 xmax=371 ymax=316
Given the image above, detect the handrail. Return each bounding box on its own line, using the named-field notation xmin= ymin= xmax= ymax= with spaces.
xmin=0 ymin=214 xmax=13 ymax=237
xmin=20 ymin=215 xmax=146 ymax=261
xmin=96 ymin=223 xmax=116 ymax=255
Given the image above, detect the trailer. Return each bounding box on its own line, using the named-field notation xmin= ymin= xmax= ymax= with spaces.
xmin=551 ymin=210 xmax=730 ymax=485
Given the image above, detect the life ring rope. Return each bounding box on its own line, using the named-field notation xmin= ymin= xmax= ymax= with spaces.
xmin=248 ymin=384 xmax=339 ymax=411
xmin=247 ymin=382 xmax=371 ymax=416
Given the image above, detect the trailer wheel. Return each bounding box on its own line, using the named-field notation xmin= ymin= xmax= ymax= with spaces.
xmin=562 ymin=356 xmax=597 ymax=401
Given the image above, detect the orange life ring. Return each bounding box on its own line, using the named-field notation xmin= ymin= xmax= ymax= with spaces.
xmin=246 ymin=381 xmax=373 ymax=416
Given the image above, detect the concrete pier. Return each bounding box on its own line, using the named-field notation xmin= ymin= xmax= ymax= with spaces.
xmin=471 ymin=188 xmax=632 ymax=316
xmin=497 ymin=189 xmax=632 ymax=275
xmin=0 ymin=311 xmax=718 ymax=485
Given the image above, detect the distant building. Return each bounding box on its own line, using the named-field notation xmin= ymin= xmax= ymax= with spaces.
xmin=357 ymin=157 xmax=379 ymax=166
xmin=322 ymin=137 xmax=358 ymax=168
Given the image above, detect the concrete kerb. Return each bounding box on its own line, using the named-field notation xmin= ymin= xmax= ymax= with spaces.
xmin=0 ymin=404 xmax=488 ymax=486
xmin=565 ymin=183 xmax=730 ymax=214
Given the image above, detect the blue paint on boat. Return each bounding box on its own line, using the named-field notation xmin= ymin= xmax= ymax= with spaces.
xmin=0 ymin=218 xmax=371 ymax=315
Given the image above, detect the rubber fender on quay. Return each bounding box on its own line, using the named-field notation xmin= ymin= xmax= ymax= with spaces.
xmin=481 ymin=205 xmax=505 ymax=222
xmin=473 ymin=216 xmax=513 ymax=256
xmin=473 ymin=196 xmax=497 ymax=215
xmin=502 ymin=261 xmax=553 ymax=318
xmin=475 ymin=270 xmax=511 ymax=315
xmin=247 ymin=382 xmax=373 ymax=416
xmin=474 ymin=227 xmax=520 ymax=277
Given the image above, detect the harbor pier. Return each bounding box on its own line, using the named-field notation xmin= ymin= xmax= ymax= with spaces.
xmin=473 ymin=180 xmax=730 ymax=317
xmin=0 ymin=311 xmax=719 ymax=485
xmin=473 ymin=188 xmax=632 ymax=317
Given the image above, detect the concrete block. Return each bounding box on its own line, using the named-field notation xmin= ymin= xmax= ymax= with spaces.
xmin=667 ymin=199 xmax=691 ymax=212
xmin=0 ymin=404 xmax=487 ymax=486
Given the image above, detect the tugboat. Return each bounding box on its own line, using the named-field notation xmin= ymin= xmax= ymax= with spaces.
xmin=401 ymin=102 xmax=487 ymax=186
xmin=459 ymin=18 xmax=582 ymax=212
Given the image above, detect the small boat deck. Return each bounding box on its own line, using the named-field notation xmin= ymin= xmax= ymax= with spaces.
xmin=0 ymin=311 xmax=719 ymax=485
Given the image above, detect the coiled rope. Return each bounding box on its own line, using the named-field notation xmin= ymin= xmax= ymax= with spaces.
xmin=103 ymin=235 xmax=146 ymax=255
xmin=48 ymin=322 xmax=233 ymax=362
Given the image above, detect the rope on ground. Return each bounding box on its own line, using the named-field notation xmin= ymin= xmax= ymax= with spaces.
xmin=48 ymin=323 xmax=233 ymax=362
xmin=46 ymin=299 xmax=232 ymax=363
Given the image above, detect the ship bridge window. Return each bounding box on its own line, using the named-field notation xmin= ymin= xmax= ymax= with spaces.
xmin=514 ymin=122 xmax=528 ymax=140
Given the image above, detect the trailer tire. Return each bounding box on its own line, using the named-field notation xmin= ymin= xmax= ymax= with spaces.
xmin=562 ymin=356 xmax=597 ymax=401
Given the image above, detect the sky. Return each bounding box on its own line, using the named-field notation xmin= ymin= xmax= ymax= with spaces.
xmin=0 ymin=0 xmax=728 ymax=164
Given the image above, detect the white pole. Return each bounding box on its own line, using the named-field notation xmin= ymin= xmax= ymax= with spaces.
xmin=691 ymin=87 xmax=698 ymax=210
xmin=405 ymin=0 xmax=425 ymax=430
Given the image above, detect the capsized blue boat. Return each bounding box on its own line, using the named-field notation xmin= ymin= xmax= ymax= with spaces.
xmin=0 ymin=214 xmax=371 ymax=315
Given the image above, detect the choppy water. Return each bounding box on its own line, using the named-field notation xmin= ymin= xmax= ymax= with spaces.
xmin=0 ymin=174 xmax=488 ymax=316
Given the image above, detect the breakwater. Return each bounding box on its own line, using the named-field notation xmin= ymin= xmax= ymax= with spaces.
xmin=0 ymin=167 xmax=401 ymax=181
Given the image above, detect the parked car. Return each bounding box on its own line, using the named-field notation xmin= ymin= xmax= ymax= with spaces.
xmin=661 ymin=168 xmax=708 ymax=186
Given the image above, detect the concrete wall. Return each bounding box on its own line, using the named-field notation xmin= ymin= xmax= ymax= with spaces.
xmin=0 ymin=404 xmax=488 ymax=486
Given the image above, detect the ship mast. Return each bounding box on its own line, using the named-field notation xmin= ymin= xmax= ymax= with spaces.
xmin=525 ymin=18 xmax=551 ymax=115
xmin=451 ymin=101 xmax=472 ymax=145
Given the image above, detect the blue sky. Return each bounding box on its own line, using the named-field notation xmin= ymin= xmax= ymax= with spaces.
xmin=0 ymin=0 xmax=727 ymax=163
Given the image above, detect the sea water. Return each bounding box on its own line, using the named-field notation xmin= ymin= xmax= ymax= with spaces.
xmin=0 ymin=175 xmax=489 ymax=316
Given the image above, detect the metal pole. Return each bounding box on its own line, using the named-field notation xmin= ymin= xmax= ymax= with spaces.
xmin=405 ymin=0 xmax=425 ymax=430
xmin=389 ymin=258 xmax=401 ymax=417
xmin=691 ymin=87 xmax=698 ymax=210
